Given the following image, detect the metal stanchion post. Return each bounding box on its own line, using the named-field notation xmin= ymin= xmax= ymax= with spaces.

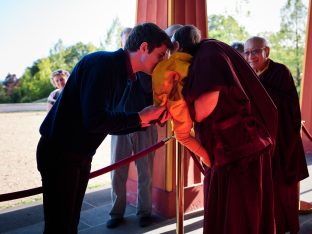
xmin=176 ymin=141 xmax=184 ymax=234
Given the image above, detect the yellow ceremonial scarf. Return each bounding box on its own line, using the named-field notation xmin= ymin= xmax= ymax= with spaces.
xmin=152 ymin=52 xmax=192 ymax=107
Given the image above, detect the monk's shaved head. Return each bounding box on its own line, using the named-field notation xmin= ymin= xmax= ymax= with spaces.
xmin=244 ymin=36 xmax=270 ymax=73
xmin=165 ymin=24 xmax=183 ymax=38
xmin=245 ymin=36 xmax=269 ymax=49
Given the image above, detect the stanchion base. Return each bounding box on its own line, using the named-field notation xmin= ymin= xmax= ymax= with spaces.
xmin=298 ymin=200 xmax=312 ymax=215
xmin=126 ymin=178 xmax=204 ymax=218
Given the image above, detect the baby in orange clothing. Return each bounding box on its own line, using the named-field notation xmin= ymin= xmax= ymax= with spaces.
xmin=152 ymin=25 xmax=210 ymax=167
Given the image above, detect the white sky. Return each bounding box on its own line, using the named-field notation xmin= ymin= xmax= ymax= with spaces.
xmin=0 ymin=0 xmax=309 ymax=80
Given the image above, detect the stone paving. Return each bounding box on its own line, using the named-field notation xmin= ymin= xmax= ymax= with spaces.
xmin=0 ymin=156 xmax=311 ymax=233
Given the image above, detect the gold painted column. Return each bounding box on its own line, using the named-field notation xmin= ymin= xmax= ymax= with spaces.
xmin=126 ymin=0 xmax=207 ymax=218
xmin=176 ymin=143 xmax=185 ymax=233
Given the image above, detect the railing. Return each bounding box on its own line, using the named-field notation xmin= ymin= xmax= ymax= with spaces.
xmin=0 ymin=136 xmax=173 ymax=202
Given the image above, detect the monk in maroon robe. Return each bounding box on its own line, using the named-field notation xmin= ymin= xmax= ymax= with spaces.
xmin=182 ymin=39 xmax=277 ymax=234
xmin=244 ymin=36 xmax=309 ymax=234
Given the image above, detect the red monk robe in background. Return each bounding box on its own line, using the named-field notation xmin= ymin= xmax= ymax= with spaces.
xmin=259 ymin=59 xmax=309 ymax=234
xmin=244 ymin=36 xmax=309 ymax=234
xmin=260 ymin=60 xmax=309 ymax=234
xmin=182 ymin=39 xmax=278 ymax=234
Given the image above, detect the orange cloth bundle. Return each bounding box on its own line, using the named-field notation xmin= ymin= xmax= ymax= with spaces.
xmin=152 ymin=52 xmax=210 ymax=166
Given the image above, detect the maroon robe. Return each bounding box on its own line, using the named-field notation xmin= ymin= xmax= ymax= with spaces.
xmin=182 ymin=39 xmax=277 ymax=234
xmin=259 ymin=59 xmax=309 ymax=234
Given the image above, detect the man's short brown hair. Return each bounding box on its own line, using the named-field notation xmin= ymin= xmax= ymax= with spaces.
xmin=125 ymin=22 xmax=173 ymax=52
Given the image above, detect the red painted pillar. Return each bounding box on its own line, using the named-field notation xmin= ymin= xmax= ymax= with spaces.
xmin=136 ymin=0 xmax=168 ymax=29
xmin=126 ymin=0 xmax=207 ymax=218
xmin=136 ymin=0 xmax=207 ymax=38
xmin=300 ymin=0 xmax=312 ymax=152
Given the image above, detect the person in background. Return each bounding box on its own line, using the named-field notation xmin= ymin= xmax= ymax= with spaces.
xmin=244 ymin=36 xmax=309 ymax=234
xmin=231 ymin=41 xmax=244 ymax=56
xmin=182 ymin=38 xmax=278 ymax=233
xmin=165 ymin=24 xmax=183 ymax=38
xmin=107 ymin=27 xmax=158 ymax=229
xmin=152 ymin=25 xmax=210 ymax=166
xmin=47 ymin=69 xmax=69 ymax=111
xmin=120 ymin=27 xmax=132 ymax=49
xmin=36 ymin=22 xmax=172 ymax=234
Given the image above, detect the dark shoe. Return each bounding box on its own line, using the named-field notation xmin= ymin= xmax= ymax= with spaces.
xmin=139 ymin=216 xmax=153 ymax=227
xmin=106 ymin=217 xmax=124 ymax=228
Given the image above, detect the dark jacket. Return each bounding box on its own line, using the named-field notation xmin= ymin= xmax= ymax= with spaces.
xmin=40 ymin=49 xmax=141 ymax=158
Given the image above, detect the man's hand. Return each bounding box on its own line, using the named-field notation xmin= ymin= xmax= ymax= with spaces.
xmin=139 ymin=105 xmax=168 ymax=127
xmin=158 ymin=109 xmax=171 ymax=125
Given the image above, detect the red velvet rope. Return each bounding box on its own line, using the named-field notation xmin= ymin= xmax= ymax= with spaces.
xmin=0 ymin=136 xmax=172 ymax=202
xmin=0 ymin=187 xmax=43 ymax=203
xmin=89 ymin=136 xmax=171 ymax=178
xmin=7 ymin=122 xmax=311 ymax=203
xmin=188 ymin=151 xmax=205 ymax=175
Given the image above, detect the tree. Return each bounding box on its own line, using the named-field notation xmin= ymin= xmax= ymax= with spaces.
xmin=99 ymin=17 xmax=123 ymax=51
xmin=1 ymin=18 xmax=134 ymax=102
xmin=0 ymin=18 xmax=135 ymax=102
xmin=2 ymin=73 xmax=19 ymax=96
xmin=49 ymin=39 xmax=67 ymax=70
xmin=0 ymin=84 xmax=11 ymax=103
xmin=273 ymin=0 xmax=307 ymax=87
xmin=17 ymin=58 xmax=52 ymax=102
xmin=63 ymin=42 xmax=97 ymax=70
xmin=208 ymin=14 xmax=249 ymax=44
